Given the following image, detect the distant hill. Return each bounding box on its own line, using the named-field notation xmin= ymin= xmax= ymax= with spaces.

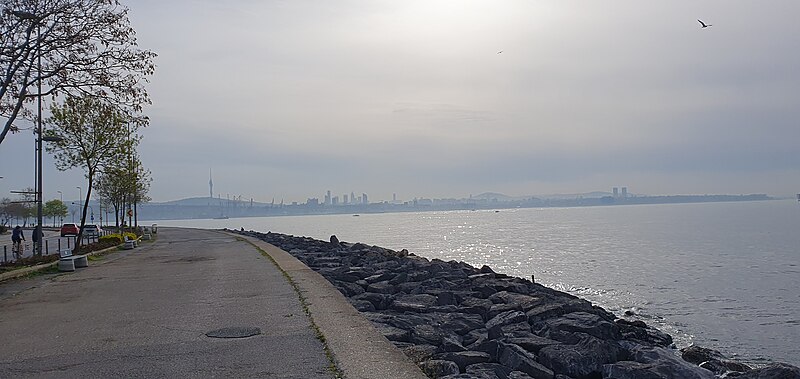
xmin=471 ymin=192 xmax=520 ymax=201
xmin=537 ymin=191 xmax=614 ymax=200
xmin=471 ymin=191 xmax=621 ymax=201
xmin=154 ymin=197 xmax=270 ymax=207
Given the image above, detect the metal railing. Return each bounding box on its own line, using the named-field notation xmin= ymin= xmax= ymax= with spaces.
xmin=1 ymin=229 xmax=115 ymax=264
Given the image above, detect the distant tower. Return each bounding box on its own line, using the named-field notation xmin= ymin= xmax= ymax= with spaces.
xmin=613 ymin=187 xmax=619 ymax=198
xmin=209 ymin=169 xmax=213 ymax=198
xmin=621 ymin=187 xmax=628 ymax=198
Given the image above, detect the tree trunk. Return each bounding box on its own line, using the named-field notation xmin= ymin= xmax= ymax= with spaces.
xmin=74 ymin=171 xmax=95 ymax=253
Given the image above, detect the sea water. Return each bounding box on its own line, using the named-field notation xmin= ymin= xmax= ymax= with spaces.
xmin=154 ymin=199 xmax=800 ymax=365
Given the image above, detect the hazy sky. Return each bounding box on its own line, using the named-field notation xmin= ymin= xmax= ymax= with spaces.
xmin=2 ymin=0 xmax=799 ymax=203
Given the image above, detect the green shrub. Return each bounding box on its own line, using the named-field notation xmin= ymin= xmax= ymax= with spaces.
xmin=100 ymin=233 xmax=136 ymax=244
xmin=100 ymin=234 xmax=123 ymax=244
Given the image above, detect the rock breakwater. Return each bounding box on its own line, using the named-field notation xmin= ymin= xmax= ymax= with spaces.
xmin=237 ymin=230 xmax=800 ymax=379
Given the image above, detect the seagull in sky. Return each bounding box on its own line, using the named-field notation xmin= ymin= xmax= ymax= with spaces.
xmin=497 ymin=50 xmax=503 ymax=54
xmin=697 ymin=19 xmax=712 ymax=28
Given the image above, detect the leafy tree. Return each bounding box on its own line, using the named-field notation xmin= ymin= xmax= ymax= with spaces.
xmin=3 ymin=199 xmax=30 ymax=226
xmin=0 ymin=0 xmax=156 ymax=145
xmin=43 ymin=198 xmax=67 ymax=226
xmin=129 ymin=155 xmax=151 ymax=228
xmin=45 ymin=94 xmax=144 ymax=251
xmin=94 ymin=166 xmax=127 ymax=228
xmin=0 ymin=197 xmax=12 ymax=226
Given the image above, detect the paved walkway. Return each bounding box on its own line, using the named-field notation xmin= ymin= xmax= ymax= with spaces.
xmin=0 ymin=228 xmax=333 ymax=378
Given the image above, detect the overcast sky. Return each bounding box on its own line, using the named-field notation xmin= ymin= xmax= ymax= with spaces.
xmin=2 ymin=0 xmax=799 ymax=203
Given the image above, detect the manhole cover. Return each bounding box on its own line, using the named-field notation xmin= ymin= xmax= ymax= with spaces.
xmin=205 ymin=327 xmax=261 ymax=339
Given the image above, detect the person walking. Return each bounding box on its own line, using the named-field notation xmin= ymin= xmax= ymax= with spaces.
xmin=11 ymin=226 xmax=25 ymax=259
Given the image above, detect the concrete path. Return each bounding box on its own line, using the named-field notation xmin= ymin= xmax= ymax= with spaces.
xmin=0 ymin=228 xmax=334 ymax=378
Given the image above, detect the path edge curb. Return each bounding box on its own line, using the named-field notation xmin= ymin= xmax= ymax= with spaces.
xmin=231 ymin=232 xmax=428 ymax=379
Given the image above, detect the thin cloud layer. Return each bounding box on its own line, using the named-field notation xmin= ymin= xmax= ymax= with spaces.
xmin=1 ymin=0 xmax=798 ymax=203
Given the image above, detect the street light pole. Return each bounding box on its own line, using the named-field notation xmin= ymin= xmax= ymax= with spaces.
xmin=35 ymin=20 xmax=43 ymax=256
xmin=14 ymin=10 xmax=44 ymax=255
xmin=57 ymin=190 xmax=63 ymax=226
xmin=77 ymin=186 xmax=82 ymax=224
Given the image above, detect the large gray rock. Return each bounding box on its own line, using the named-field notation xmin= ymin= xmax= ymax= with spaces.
xmin=679 ymin=345 xmax=751 ymax=374
xmin=526 ymin=299 xmax=594 ymax=324
xmin=537 ymin=335 xmax=626 ymax=378
xmin=441 ymin=351 xmax=493 ymax=372
xmin=466 ymin=363 xmax=513 ymax=379
xmin=351 ymin=292 xmax=394 ymax=310
xmin=616 ymin=319 xmax=673 ymax=347
xmin=460 ymin=297 xmax=495 ymax=318
xmin=420 ymin=360 xmax=461 ymax=378
xmin=487 ymin=311 xmax=528 ymax=330
xmin=601 ymin=344 xmax=715 ymax=379
xmin=505 ymin=334 xmax=562 ymax=354
xmin=734 ymin=363 xmax=800 ymax=379
xmin=411 ymin=324 xmax=446 ymax=345
xmin=498 ymin=343 xmax=555 ymax=379
xmin=489 ymin=291 xmax=543 ymax=311
xmin=366 ymin=280 xmax=398 ymax=294
xmin=535 ymin=312 xmax=621 ymax=342
xmin=333 ymin=280 xmax=365 ymax=296
xmin=372 ymin=322 xmax=410 ymax=342
xmin=390 ymin=294 xmax=439 ymax=312
xmin=489 ymin=322 xmax=532 ymax=340
xmin=437 ymin=312 xmax=487 ymax=336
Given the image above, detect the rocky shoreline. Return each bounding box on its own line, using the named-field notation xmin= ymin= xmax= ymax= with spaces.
xmin=237 ymin=230 xmax=800 ymax=379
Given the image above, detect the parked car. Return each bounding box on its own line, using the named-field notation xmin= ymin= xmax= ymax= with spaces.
xmin=82 ymin=224 xmax=102 ymax=237
xmin=60 ymin=223 xmax=79 ymax=237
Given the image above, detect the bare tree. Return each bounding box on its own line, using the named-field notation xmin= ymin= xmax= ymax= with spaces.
xmin=45 ymin=94 xmax=143 ymax=251
xmin=0 ymin=0 xmax=156 ymax=145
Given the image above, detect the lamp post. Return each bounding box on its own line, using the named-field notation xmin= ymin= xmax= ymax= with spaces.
xmin=13 ymin=10 xmax=45 ymax=255
xmin=77 ymin=186 xmax=82 ymax=224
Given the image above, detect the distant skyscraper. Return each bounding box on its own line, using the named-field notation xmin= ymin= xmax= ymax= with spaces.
xmin=393 ymin=193 xmax=397 ymax=202
xmin=613 ymin=187 xmax=618 ymax=198
xmin=209 ymin=169 xmax=213 ymax=198
xmin=343 ymin=194 xmax=349 ymax=204
xmin=621 ymin=187 xmax=628 ymax=198
xmin=362 ymin=193 xmax=368 ymax=204
xmin=325 ymin=190 xmax=331 ymax=205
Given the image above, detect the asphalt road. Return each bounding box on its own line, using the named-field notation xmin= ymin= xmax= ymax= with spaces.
xmin=0 ymin=228 xmax=334 ymax=378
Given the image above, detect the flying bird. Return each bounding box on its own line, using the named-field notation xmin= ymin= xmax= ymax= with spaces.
xmin=697 ymin=19 xmax=712 ymax=28
xmin=497 ymin=50 xmax=503 ymax=54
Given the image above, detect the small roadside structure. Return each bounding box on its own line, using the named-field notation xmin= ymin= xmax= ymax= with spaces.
xmin=58 ymin=249 xmax=88 ymax=272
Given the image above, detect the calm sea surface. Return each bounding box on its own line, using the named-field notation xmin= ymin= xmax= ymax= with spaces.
xmin=152 ymin=200 xmax=800 ymax=365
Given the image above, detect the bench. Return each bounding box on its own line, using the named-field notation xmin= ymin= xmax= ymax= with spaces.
xmin=123 ymin=236 xmax=137 ymax=250
xmin=59 ymin=250 xmax=88 ymax=272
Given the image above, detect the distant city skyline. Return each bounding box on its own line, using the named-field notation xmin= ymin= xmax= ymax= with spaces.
xmin=1 ymin=1 xmax=798 ymax=204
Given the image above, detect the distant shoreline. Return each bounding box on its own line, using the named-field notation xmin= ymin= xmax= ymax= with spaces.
xmin=137 ymin=194 xmax=775 ymax=221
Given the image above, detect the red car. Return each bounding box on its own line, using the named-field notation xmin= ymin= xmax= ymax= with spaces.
xmin=60 ymin=223 xmax=79 ymax=237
